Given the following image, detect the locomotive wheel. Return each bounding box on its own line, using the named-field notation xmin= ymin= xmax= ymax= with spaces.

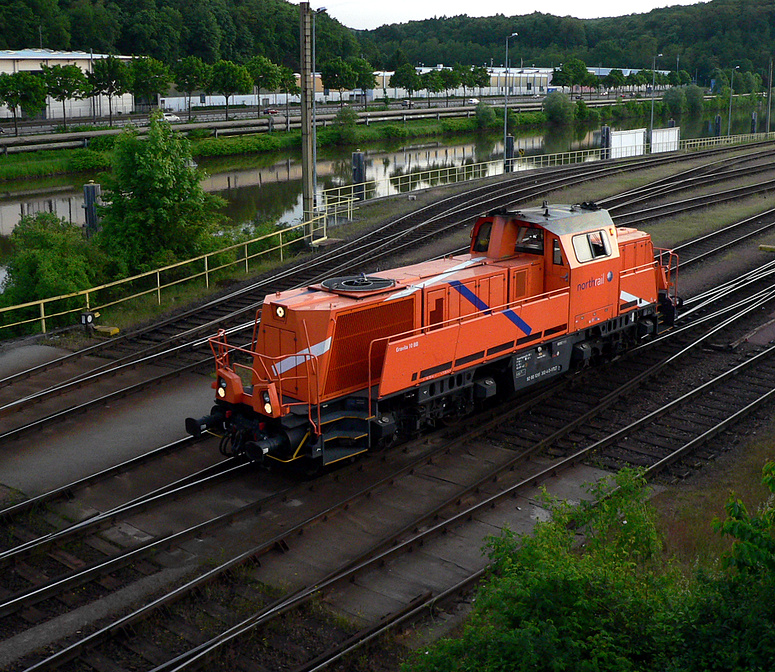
xmin=299 ymin=456 xmax=324 ymax=479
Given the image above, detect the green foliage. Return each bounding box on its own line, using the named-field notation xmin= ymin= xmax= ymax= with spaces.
xmin=174 ymin=56 xmax=211 ymax=121
xmin=129 ymin=56 xmax=171 ymax=109
xmin=662 ymin=87 xmax=686 ymax=117
xmin=66 ymin=149 xmax=112 ymax=172
xmin=543 ymin=91 xmax=574 ymax=125
xmin=390 ymin=63 xmax=420 ymax=98
xmin=406 ymin=470 xmax=681 ymax=672
xmin=88 ymin=56 xmax=130 ymax=127
xmin=42 ymin=64 xmax=90 ymax=131
xmin=1 ymin=212 xmax=108 ymax=308
xmin=685 ymin=84 xmax=705 ymax=116
xmin=405 ymin=463 xmax=775 ymax=672
xmin=0 ymin=70 xmax=47 ymax=135
xmin=475 ymin=102 xmax=496 ymax=129
xmin=331 ymin=105 xmax=359 ymax=144
xmin=574 ymin=98 xmax=589 ymax=121
xmin=321 ymin=56 xmax=357 ymax=104
xmin=714 ymin=461 xmax=775 ymax=574
xmin=97 ymin=112 xmax=226 ymax=274
xmin=209 ymin=60 xmax=253 ymax=120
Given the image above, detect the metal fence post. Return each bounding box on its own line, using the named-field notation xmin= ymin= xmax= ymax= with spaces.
xmin=40 ymin=302 xmax=46 ymax=334
xmin=205 ymin=255 xmax=210 ymax=289
xmin=157 ymin=272 xmax=161 ymax=304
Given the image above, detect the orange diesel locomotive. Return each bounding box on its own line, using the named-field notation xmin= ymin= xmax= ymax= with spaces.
xmin=187 ymin=202 xmax=678 ymax=470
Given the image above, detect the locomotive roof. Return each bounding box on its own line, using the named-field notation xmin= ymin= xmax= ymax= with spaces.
xmin=496 ymin=203 xmax=616 ymax=237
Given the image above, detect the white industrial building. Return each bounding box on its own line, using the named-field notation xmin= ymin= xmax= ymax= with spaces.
xmin=0 ymin=49 xmax=134 ymax=122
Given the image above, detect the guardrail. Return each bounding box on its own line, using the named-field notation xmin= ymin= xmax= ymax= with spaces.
xmin=322 ymin=130 xmax=775 ymax=205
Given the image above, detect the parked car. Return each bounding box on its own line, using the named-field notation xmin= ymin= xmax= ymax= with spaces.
xmin=465 ymin=98 xmax=480 ymax=105
xmin=263 ymin=108 xmax=279 ymax=115
xmin=401 ymin=100 xmax=414 ymax=108
xmin=162 ymin=112 xmax=180 ymax=122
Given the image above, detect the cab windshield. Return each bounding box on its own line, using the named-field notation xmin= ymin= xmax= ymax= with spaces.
xmin=472 ymin=221 xmax=492 ymax=252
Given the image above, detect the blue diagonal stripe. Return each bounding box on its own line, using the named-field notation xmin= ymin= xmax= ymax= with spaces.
xmin=448 ymin=280 xmax=532 ymax=335
xmin=503 ymin=309 xmax=533 ymax=335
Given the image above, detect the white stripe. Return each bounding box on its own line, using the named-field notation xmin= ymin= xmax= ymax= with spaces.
xmin=620 ymin=290 xmax=649 ymax=307
xmin=384 ymin=257 xmax=486 ymax=301
xmin=272 ymin=337 xmax=332 ymax=376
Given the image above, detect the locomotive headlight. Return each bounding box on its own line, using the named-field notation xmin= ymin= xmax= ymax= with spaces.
xmin=262 ymin=391 xmax=272 ymax=415
xmin=264 ymin=402 xmax=273 ymax=414
xmin=275 ymin=305 xmax=285 ymax=319
xmin=217 ymin=379 xmax=227 ymax=398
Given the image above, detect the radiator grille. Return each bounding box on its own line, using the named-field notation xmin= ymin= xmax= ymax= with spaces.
xmin=324 ymin=299 xmax=415 ymax=396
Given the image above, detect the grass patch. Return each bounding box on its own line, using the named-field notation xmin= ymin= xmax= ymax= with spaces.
xmin=651 ymin=423 xmax=775 ymax=570
xmin=646 ymin=192 xmax=775 ymax=248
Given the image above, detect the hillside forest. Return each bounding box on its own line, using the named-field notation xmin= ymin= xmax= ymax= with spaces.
xmin=0 ymin=0 xmax=773 ymax=87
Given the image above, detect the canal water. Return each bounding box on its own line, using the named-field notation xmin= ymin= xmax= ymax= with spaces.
xmin=0 ymin=108 xmax=771 ymax=240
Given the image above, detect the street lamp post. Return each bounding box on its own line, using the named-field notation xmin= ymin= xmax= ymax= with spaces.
xmin=504 ymin=31 xmax=517 ymax=172
xmin=728 ymin=66 xmax=739 ymax=136
xmin=649 ymin=53 xmax=662 ymax=147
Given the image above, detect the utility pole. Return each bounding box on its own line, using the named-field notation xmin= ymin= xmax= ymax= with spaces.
xmin=300 ymin=2 xmax=314 ymax=227
xmin=768 ymin=58 xmax=773 ymax=138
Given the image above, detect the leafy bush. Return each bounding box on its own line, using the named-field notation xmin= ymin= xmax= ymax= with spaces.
xmin=67 ymin=149 xmax=111 ymax=172
xmin=86 ymin=135 xmax=117 ymax=151
xmin=543 ymin=91 xmax=574 ymax=125
xmin=403 ymin=463 xmax=775 ymax=672
xmin=475 ymin=102 xmax=497 ymax=129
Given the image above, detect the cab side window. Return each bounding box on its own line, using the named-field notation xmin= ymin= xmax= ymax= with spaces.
xmin=572 ymin=230 xmax=612 ymax=262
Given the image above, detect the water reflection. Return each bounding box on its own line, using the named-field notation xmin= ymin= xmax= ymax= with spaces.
xmin=1 ymin=108 xmax=773 ymax=238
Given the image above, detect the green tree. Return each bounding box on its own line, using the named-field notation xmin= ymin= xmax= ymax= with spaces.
xmin=685 ymin=83 xmax=704 ymax=115
xmin=603 ymin=68 xmax=626 ymax=94
xmin=88 ymin=55 xmax=130 ymax=127
xmin=209 ymin=60 xmax=252 ymax=120
xmin=246 ymin=55 xmax=281 ymax=116
xmin=469 ymin=65 xmax=490 ymax=93
xmin=452 ymin=63 xmax=472 ymax=99
xmin=475 ymin=101 xmax=496 ymax=128
xmin=320 ymin=56 xmax=356 ymax=108
xmin=348 ymin=57 xmax=376 ymax=108
xmin=174 ymin=55 xmax=211 ymax=122
xmin=42 ymin=64 xmax=90 ymax=132
xmin=331 ymin=104 xmax=358 ymax=144
xmin=97 ymin=112 xmax=225 ymax=274
xmin=390 ymin=63 xmax=420 ymax=104
xmin=543 ymin=90 xmax=574 ymax=124
xmin=662 ymin=86 xmax=686 ymax=116
xmin=1 ymin=212 xmax=108 ymax=308
xmin=439 ymin=67 xmax=461 ymax=107
xmin=420 ymin=69 xmax=443 ymax=108
xmin=0 ymin=71 xmax=47 ymax=136
xmin=129 ymin=56 xmax=171 ymax=112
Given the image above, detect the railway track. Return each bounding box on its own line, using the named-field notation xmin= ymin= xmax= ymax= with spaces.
xmin=3 ymin=143 xmax=774 ymax=443
xmin=6 ymin=257 xmax=775 ymax=670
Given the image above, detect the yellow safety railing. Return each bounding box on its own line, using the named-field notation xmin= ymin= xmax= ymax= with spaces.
xmin=0 ymin=207 xmax=340 ymax=336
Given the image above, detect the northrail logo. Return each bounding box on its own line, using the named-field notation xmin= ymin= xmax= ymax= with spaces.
xmin=577 ymin=271 xmax=614 ymax=291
